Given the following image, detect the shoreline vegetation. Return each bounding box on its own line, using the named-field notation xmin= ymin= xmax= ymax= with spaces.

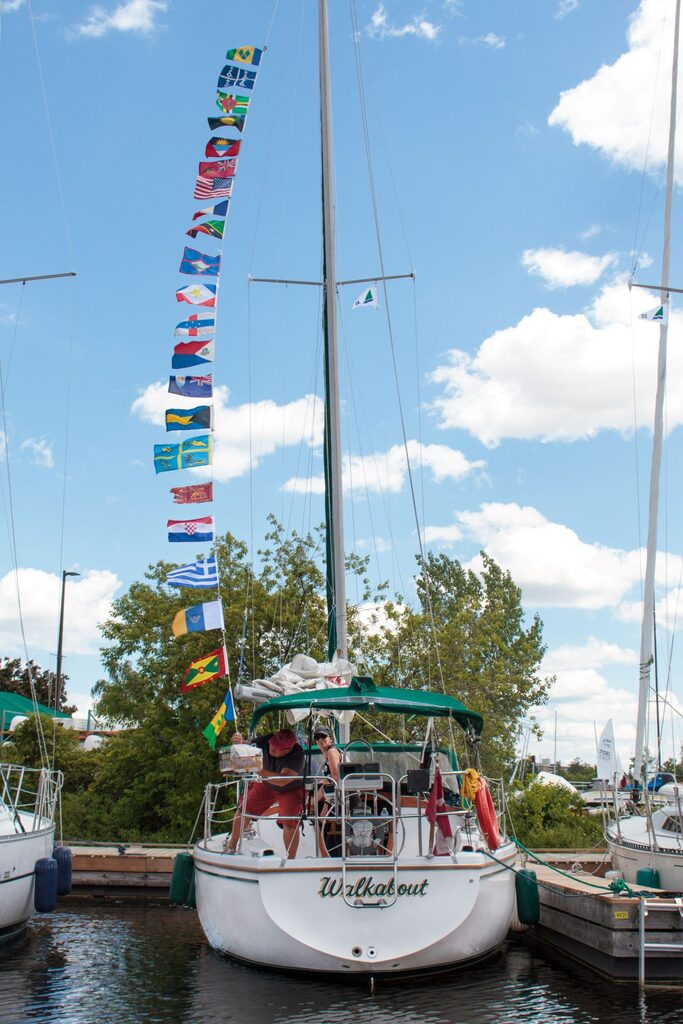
xmin=0 ymin=522 xmax=605 ymax=849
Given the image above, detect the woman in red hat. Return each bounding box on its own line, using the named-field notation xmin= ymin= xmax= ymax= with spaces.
xmin=225 ymin=729 xmax=305 ymax=858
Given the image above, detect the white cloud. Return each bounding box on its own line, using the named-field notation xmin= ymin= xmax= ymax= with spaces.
xmin=579 ymin=224 xmax=604 ymax=241
xmin=0 ymin=1 xmax=25 ymax=12
xmin=521 ymin=247 xmax=617 ymax=288
xmin=477 ymin=33 xmax=505 ymax=49
xmin=549 ymin=0 xmax=683 ymax=181
xmin=555 ymin=0 xmax=580 ymax=19
xmin=458 ymin=32 xmax=506 ymax=49
xmin=367 ymin=4 xmax=440 ymax=40
xmin=283 ymin=441 xmax=484 ymax=495
xmin=72 ymin=0 xmax=167 ymax=39
xmin=429 ymin=280 xmax=683 ymax=446
xmin=0 ymin=568 xmax=121 ymax=656
xmin=428 ymin=501 xmax=683 ymax=611
xmin=132 ymin=382 xmax=323 ymax=483
xmin=20 ymin=437 xmax=54 ymax=469
xmin=544 ymin=638 xmax=638 ymax=673
xmin=422 ymin=523 xmax=463 ymax=546
xmin=356 ymin=536 xmax=392 ymax=554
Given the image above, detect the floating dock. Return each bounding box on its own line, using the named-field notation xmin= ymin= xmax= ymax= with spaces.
xmin=526 ymin=860 xmax=683 ymax=986
xmin=68 ymin=844 xmax=183 ymax=897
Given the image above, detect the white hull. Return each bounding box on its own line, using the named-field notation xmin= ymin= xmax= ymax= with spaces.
xmin=606 ymin=807 xmax=683 ymax=891
xmin=194 ymin=837 xmax=516 ymax=974
xmin=0 ymin=814 xmax=54 ymax=943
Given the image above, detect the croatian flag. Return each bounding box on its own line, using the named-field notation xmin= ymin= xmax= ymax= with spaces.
xmin=167 ymin=516 xmax=214 ymax=543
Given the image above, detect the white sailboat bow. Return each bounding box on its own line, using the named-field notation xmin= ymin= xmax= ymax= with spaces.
xmin=0 ymin=765 xmax=62 ymax=944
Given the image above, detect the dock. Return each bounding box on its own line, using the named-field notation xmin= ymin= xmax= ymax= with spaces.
xmin=67 ymin=844 xmax=184 ymax=897
xmin=524 ymin=859 xmax=683 ymax=985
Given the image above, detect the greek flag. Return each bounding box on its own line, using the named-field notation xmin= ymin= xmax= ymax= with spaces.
xmin=166 ymin=556 xmax=218 ymax=589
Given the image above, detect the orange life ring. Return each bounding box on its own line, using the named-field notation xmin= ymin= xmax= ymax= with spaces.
xmin=474 ymin=779 xmax=500 ymax=851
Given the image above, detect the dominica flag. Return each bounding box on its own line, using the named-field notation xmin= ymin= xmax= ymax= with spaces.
xmin=202 ymin=689 xmax=235 ymax=748
xmin=639 ymin=303 xmax=668 ymax=324
xmin=215 ymin=92 xmax=250 ymax=116
xmin=225 ymin=46 xmax=262 ymax=66
xmin=180 ymin=646 xmax=228 ymax=693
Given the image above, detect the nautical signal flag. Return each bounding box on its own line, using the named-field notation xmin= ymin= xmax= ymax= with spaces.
xmin=203 ymin=690 xmax=235 ymax=749
xmin=205 ymin=137 xmax=241 ymax=158
xmin=170 ymin=482 xmax=213 ymax=505
xmin=208 ymin=115 xmax=245 ymax=133
xmin=187 ymin=220 xmax=225 ymax=240
xmin=172 ymin=340 xmax=214 ymax=370
xmin=225 ymin=46 xmax=262 ymax=66
xmin=193 ymin=200 xmax=229 ymax=222
xmin=176 ymin=283 xmax=217 ymax=306
xmin=154 ymin=435 xmax=211 ymax=473
xmin=217 ymin=66 xmax=257 ymax=91
xmin=180 ymin=247 xmax=221 ymax=276
xmin=181 ymin=646 xmax=228 ymax=693
xmin=165 ymin=406 xmax=213 ymax=431
xmin=172 ymin=599 xmax=224 ymax=637
xmin=215 ymin=92 xmax=250 ymax=116
xmin=198 ymin=159 xmax=237 ymax=179
xmin=167 ymin=515 xmax=214 ymax=543
xmin=175 ymin=315 xmax=215 ymax=336
xmin=639 ymin=304 xmax=668 ymax=324
xmin=166 ymin=555 xmax=218 ymax=588
xmin=353 ymin=285 xmax=378 ymax=309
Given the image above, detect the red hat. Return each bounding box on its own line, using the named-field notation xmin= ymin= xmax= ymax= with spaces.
xmin=268 ymin=729 xmax=297 ymax=755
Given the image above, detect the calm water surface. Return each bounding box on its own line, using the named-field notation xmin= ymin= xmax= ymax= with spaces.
xmin=0 ymin=903 xmax=681 ymax=1024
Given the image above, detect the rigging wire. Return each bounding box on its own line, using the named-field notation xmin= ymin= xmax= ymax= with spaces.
xmin=349 ymin=0 xmax=447 ymax=699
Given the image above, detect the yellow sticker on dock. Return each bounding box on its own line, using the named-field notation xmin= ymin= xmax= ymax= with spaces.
xmin=613 ymin=910 xmax=629 ymax=919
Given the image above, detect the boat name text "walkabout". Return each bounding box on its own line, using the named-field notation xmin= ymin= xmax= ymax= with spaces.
xmin=318 ymin=875 xmax=429 ymax=899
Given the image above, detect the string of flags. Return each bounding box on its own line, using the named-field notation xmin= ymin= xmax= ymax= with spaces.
xmin=149 ymin=43 xmax=264 ymax=749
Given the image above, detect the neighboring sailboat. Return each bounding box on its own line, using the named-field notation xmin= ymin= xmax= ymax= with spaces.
xmin=0 ymin=764 xmax=63 ymax=944
xmin=192 ymin=2 xmax=517 ymax=974
xmin=606 ymin=0 xmax=683 ymax=889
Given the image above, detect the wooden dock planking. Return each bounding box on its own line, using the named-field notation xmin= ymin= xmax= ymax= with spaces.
xmin=528 ymin=862 xmax=683 ymax=984
xmin=69 ymin=845 xmax=183 ymax=895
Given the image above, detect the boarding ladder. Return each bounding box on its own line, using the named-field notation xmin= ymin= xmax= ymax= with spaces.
xmin=639 ymin=896 xmax=683 ymax=987
xmin=340 ymin=771 xmax=399 ymax=908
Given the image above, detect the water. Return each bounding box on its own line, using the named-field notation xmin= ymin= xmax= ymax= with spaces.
xmin=0 ymin=903 xmax=681 ymax=1024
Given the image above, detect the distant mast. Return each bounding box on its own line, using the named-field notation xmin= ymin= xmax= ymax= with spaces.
xmin=318 ymin=0 xmax=347 ymax=664
xmin=633 ymin=0 xmax=681 ymax=780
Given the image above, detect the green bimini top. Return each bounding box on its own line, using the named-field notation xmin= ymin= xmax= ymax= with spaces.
xmin=249 ymin=676 xmax=483 ymax=735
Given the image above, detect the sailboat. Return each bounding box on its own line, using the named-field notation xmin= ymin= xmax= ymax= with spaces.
xmin=0 ymin=764 xmax=63 ymax=944
xmin=191 ymin=1 xmax=517 ymax=975
xmin=606 ymin=0 xmax=683 ymax=890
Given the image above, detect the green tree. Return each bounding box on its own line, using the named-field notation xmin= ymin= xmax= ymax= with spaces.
xmin=507 ymin=782 xmax=604 ymax=849
xmin=560 ymin=758 xmax=596 ymax=783
xmin=0 ymin=657 xmax=76 ymax=714
xmin=361 ymin=552 xmax=551 ymax=776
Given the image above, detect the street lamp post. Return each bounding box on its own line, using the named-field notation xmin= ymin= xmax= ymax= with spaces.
xmin=55 ymin=570 xmax=79 ymax=712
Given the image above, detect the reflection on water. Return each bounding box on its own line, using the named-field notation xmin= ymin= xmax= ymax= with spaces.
xmin=0 ymin=903 xmax=680 ymax=1024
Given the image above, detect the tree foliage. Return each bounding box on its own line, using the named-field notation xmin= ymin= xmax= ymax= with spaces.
xmin=360 ymin=552 xmax=550 ymax=776
xmin=0 ymin=657 xmax=75 ymax=714
xmin=507 ymin=782 xmax=604 ymax=849
xmin=4 ymin=525 xmax=550 ymax=842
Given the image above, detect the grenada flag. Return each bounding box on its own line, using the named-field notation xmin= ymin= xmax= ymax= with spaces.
xmin=180 ymin=646 xmax=228 ymax=693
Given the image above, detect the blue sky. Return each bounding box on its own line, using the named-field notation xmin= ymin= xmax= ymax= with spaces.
xmin=1 ymin=0 xmax=682 ymax=768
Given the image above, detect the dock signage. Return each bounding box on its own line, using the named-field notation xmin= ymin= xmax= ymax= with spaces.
xmin=317 ymin=875 xmax=429 ymax=899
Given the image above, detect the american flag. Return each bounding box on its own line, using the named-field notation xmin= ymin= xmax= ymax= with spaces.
xmin=194 ymin=175 xmax=234 ymax=200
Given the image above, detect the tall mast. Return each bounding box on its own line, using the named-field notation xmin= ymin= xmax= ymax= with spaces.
xmin=318 ymin=0 xmax=347 ymax=663
xmin=634 ymin=0 xmax=681 ymax=780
